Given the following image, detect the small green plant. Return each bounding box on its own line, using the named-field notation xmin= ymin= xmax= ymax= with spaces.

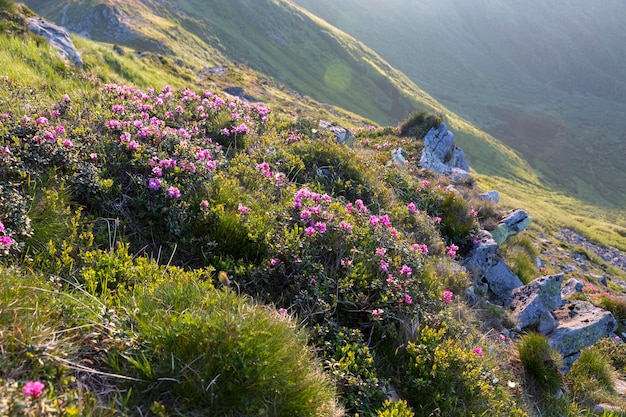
xmin=566 ymin=347 xmax=617 ymax=408
xmin=501 ymin=234 xmax=538 ymax=284
xmin=376 ymin=399 xmax=415 ymax=417
xmin=517 ymin=333 xmax=563 ymax=394
xmin=398 ymin=111 xmax=443 ymax=138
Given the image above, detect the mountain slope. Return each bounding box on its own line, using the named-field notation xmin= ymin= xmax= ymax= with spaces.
xmin=293 ymin=0 xmax=626 ymax=209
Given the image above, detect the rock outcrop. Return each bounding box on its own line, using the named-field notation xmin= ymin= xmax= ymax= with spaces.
xmin=419 ymin=123 xmax=470 ymax=183
xmin=319 ymin=121 xmax=356 ymax=147
xmin=509 ymin=273 xmax=564 ymax=329
xmin=27 ymin=17 xmax=83 ymax=68
xmin=491 ymin=209 xmax=532 ymax=245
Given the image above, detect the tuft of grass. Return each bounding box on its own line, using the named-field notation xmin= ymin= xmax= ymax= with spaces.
xmin=566 ymin=347 xmax=619 ymax=409
xmin=517 ymin=333 xmax=563 ymax=395
xmin=500 ymin=234 xmax=538 ymax=285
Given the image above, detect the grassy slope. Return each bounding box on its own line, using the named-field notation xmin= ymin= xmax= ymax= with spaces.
xmin=18 ymin=0 xmax=626 ymax=249
xmin=293 ymin=0 xmax=626 ymax=211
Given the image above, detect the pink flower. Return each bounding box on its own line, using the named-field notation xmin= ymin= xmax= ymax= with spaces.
xmin=372 ymin=308 xmax=384 ymax=319
xmin=305 ymin=227 xmax=316 ymax=236
xmin=400 ymin=265 xmax=412 ymax=277
xmin=404 ymin=294 xmax=413 ymax=304
xmin=421 ymin=180 xmax=431 ymax=187
xmin=472 ymin=347 xmax=483 ymax=357
xmin=369 ymin=216 xmax=380 ymax=227
xmin=0 ymin=236 xmax=13 ymax=246
xmin=62 ymin=139 xmax=73 ymax=148
xmin=167 ymin=186 xmax=181 ymax=198
xmin=446 ymin=244 xmax=459 ymax=259
xmin=23 ymin=381 xmax=45 ymax=397
xmin=270 ymin=258 xmax=280 ymax=266
xmin=380 ymin=261 xmax=389 ymax=272
xmin=389 ymin=228 xmax=399 ymax=238
xmin=341 ymin=258 xmax=352 ymax=266
xmin=499 ymin=334 xmax=506 ymax=342
xmin=434 ymin=216 xmax=442 ymax=224
xmin=278 ymin=308 xmax=288 ymax=315
xmin=379 ymin=214 xmax=392 ymax=228
xmin=0 ymin=221 xmax=4 ymax=232
xmin=407 ymin=202 xmax=419 ymax=215
xmin=375 ymin=247 xmax=387 ymax=257
xmin=442 ymin=290 xmax=454 ymax=305
xmin=412 ymin=244 xmax=429 ymax=254
xmin=89 ymin=153 xmax=98 ymax=160
xmin=238 ymin=204 xmax=251 ymax=215
xmin=339 ymin=221 xmax=353 ymax=232
xmin=314 ymin=222 xmax=327 ymax=233
xmin=471 ymin=209 xmax=478 ymax=217
xmin=128 ymin=140 xmax=139 ymax=150
xmin=148 ymin=178 xmax=161 ymax=190
xmin=36 ymin=116 xmax=48 ymax=125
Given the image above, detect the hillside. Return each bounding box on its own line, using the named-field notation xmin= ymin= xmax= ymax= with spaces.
xmin=293 ymin=0 xmax=626 ymax=210
xmin=2 ymin=2 xmax=626 ymax=416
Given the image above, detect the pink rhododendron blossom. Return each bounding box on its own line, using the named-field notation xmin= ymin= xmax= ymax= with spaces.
xmin=446 ymin=244 xmax=459 ymax=259
xmin=148 ymin=178 xmax=161 ymax=190
xmin=200 ymin=200 xmax=209 ymax=209
xmin=386 ymin=274 xmax=395 ymax=284
xmin=0 ymin=221 xmax=4 ymax=232
xmin=341 ymin=258 xmax=352 ymax=266
xmin=369 ymin=216 xmax=380 ymax=227
xmin=375 ymin=247 xmax=387 ymax=257
xmin=128 ymin=140 xmax=139 ymax=150
xmin=36 ymin=116 xmax=48 ymax=125
xmin=407 ymin=202 xmax=419 ymax=215
xmin=62 ymin=139 xmax=73 ymax=148
xmin=421 ymin=180 xmax=431 ymax=187
xmin=472 ymin=347 xmax=484 ymax=357
xmin=0 ymin=236 xmax=12 ymax=246
xmin=442 ymin=290 xmax=454 ymax=305
xmin=314 ymin=222 xmax=327 ymax=233
xmin=404 ymin=294 xmax=413 ymax=304
xmin=379 ymin=214 xmax=392 ymax=228
xmin=372 ymin=308 xmax=384 ymax=319
xmin=434 ymin=217 xmax=442 ymax=224
xmin=270 ymin=258 xmax=280 ymax=266
xmin=278 ymin=308 xmax=288 ymax=315
xmin=390 ymin=228 xmax=399 ymax=238
xmin=23 ymin=381 xmax=45 ymax=397
xmin=400 ymin=265 xmax=412 ymax=277
xmin=89 ymin=153 xmax=97 ymax=160
xmin=305 ymin=227 xmax=316 ymax=236
xmin=339 ymin=221 xmax=353 ymax=232
xmin=380 ymin=261 xmax=389 ymax=272
xmin=238 ymin=204 xmax=251 ymax=215
xmin=499 ymin=334 xmax=506 ymax=342
xmin=167 ymin=186 xmax=181 ymax=198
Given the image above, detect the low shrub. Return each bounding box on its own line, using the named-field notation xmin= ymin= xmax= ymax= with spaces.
xmin=398 ymin=111 xmax=443 ymax=138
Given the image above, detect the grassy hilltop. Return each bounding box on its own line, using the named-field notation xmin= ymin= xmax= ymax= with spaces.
xmin=1 ymin=1 xmax=626 ymax=416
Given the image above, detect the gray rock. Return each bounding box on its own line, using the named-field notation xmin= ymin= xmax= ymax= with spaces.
xmin=593 ymin=404 xmax=624 ymax=415
xmin=319 ymin=121 xmax=356 ymax=147
xmin=509 ymin=274 xmax=564 ymax=329
xmin=491 ymin=209 xmax=532 ymax=245
xmin=420 ymin=123 xmax=470 ymax=177
xmin=561 ymin=352 xmax=581 ymax=375
xmin=561 ymin=278 xmax=584 ymax=300
xmin=485 ymin=260 xmax=524 ymax=304
xmin=463 ymin=230 xmax=498 ymax=282
xmin=549 ymin=300 xmax=617 ymax=358
xmin=27 ymin=17 xmax=83 ymax=68
xmin=537 ymin=311 xmax=558 ymax=335
xmin=391 ymin=148 xmax=407 ymax=165
xmin=598 ymin=275 xmax=608 ymax=286
xmin=479 ymin=190 xmax=500 ymax=204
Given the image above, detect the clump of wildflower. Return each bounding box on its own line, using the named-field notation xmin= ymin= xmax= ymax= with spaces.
xmin=0 ymin=236 xmax=13 ymax=247
xmin=339 ymin=221 xmax=353 ymax=232
xmin=472 ymin=347 xmax=483 ymax=357
xmin=400 ymin=265 xmax=412 ymax=277
xmin=375 ymin=247 xmax=387 ymax=257
xmin=442 ymin=290 xmax=454 ymax=304
xmin=404 ymin=294 xmax=413 ymax=304
xmin=62 ymin=139 xmax=73 ymax=148
xmin=167 ymin=186 xmax=181 ymax=198
xmin=148 ymin=178 xmax=161 ymax=190
xmin=200 ymin=200 xmax=209 ymax=209
xmin=278 ymin=308 xmax=288 ymax=316
xmin=238 ymin=204 xmax=251 ymax=215
xmin=407 ymin=202 xmax=419 ymax=215
xmin=446 ymin=244 xmax=459 ymax=259
xmin=23 ymin=381 xmax=45 ymax=397
xmin=372 ymin=308 xmax=384 ymax=319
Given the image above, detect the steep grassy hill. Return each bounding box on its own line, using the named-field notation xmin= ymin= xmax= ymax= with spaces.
xmin=293 ymin=0 xmax=626 ymax=210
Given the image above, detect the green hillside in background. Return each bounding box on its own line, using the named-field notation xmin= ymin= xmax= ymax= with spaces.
xmin=293 ymin=0 xmax=626 ymax=211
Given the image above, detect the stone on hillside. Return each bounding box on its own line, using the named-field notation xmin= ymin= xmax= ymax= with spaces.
xmin=509 ymin=273 xmax=564 ymax=329
xmin=561 ymin=278 xmax=584 ymax=300
xmin=27 ymin=18 xmax=83 ymax=68
xmin=491 ymin=209 xmax=532 ymax=245
xmin=537 ymin=310 xmax=558 ymax=335
xmin=319 ymin=121 xmax=356 ymax=147
xmin=223 ymin=86 xmax=245 ymax=98
xmin=391 ymin=148 xmax=407 ymax=165
xmin=549 ymin=300 xmax=617 ymax=359
xmin=479 ymin=190 xmax=500 ymax=204
xmin=484 ymin=260 xmax=524 ymax=304
xmin=420 ymin=123 xmax=470 ymax=180
xmin=463 ymin=230 xmax=498 ymax=281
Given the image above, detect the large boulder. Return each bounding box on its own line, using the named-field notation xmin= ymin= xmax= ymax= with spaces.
xmin=491 ymin=209 xmax=532 ymax=245
xmin=420 ymin=123 xmax=470 ymax=181
xmin=549 ymin=301 xmax=617 ymax=372
xmin=463 ymin=230 xmax=499 ymax=281
xmin=484 ymin=260 xmax=524 ymax=304
xmin=509 ymin=274 xmax=564 ymax=329
xmin=27 ymin=17 xmax=83 ymax=68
